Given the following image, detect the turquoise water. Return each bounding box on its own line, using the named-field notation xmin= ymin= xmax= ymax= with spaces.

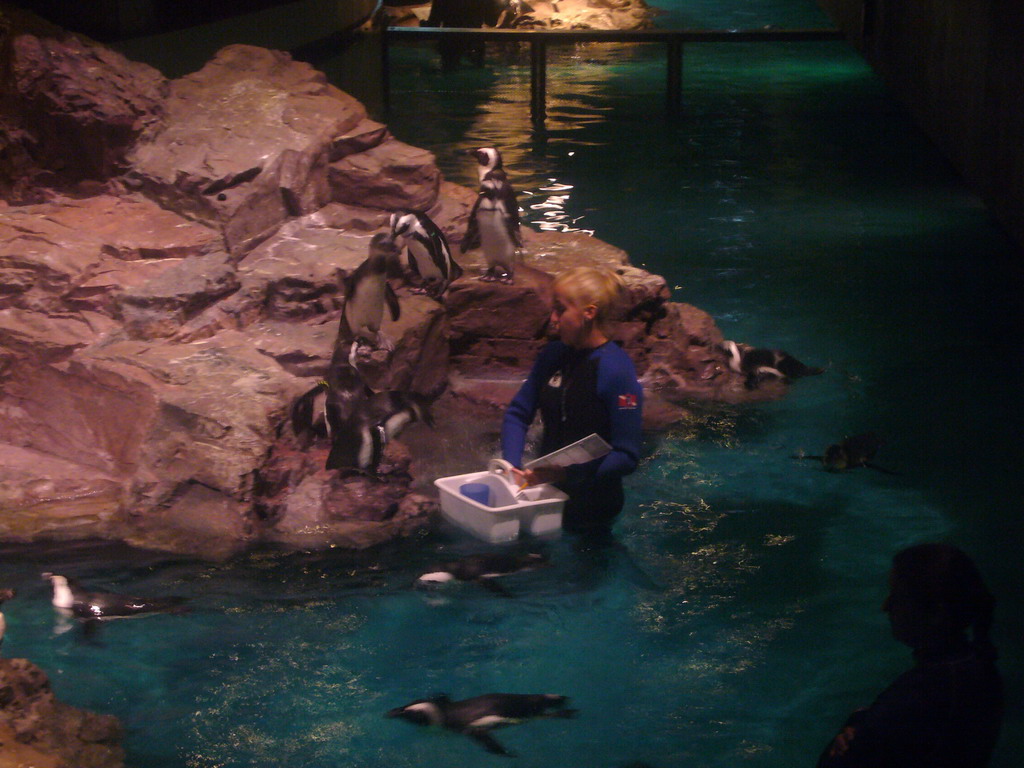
xmin=2 ymin=1 xmax=1021 ymax=766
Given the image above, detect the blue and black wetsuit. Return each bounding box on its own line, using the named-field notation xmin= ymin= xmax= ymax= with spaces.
xmin=502 ymin=340 xmax=643 ymax=533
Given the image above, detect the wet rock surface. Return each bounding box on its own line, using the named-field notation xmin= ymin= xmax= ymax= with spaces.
xmin=0 ymin=12 xmax=787 ymax=561
xmin=0 ymin=657 xmax=125 ymax=768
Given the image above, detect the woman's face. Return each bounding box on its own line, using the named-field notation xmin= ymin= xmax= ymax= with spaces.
xmin=550 ymin=288 xmax=593 ymax=348
xmin=883 ymin=569 xmax=934 ymax=648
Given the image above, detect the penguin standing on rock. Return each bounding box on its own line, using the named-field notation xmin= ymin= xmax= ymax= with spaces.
xmin=291 ymin=342 xmax=436 ymax=474
xmin=462 ymin=147 xmax=521 ymax=284
xmin=338 ymin=233 xmax=402 ymax=352
xmin=320 ymin=341 xmax=379 ymax=472
xmin=386 ymin=692 xmax=577 ymax=756
xmin=721 ymin=339 xmax=824 ymax=389
xmin=390 ymin=210 xmax=463 ymax=298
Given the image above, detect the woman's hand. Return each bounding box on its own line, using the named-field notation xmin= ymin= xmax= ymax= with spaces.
xmin=511 ymin=465 xmax=566 ymax=488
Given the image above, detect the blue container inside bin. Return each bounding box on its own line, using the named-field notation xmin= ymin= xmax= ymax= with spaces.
xmin=459 ymin=482 xmax=492 ymax=507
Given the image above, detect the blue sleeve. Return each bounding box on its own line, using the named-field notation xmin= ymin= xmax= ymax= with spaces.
xmin=566 ymin=345 xmax=643 ymax=483
xmin=501 ymin=344 xmax=562 ymax=467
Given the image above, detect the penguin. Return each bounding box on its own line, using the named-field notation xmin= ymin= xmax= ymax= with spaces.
xmin=366 ymin=390 xmax=435 ymax=439
xmin=721 ymin=339 xmax=824 ymax=389
xmin=0 ymin=588 xmax=14 ymax=651
xmin=318 ymin=340 xmax=379 ymax=473
xmin=386 ymin=692 xmax=577 ymax=756
xmin=794 ymin=432 xmax=897 ymax=474
xmin=338 ymin=233 xmax=402 ymax=352
xmin=389 ymin=210 xmax=463 ymax=298
xmin=417 ymin=552 xmax=547 ymax=592
xmin=292 ymin=341 xmax=435 ymax=474
xmin=462 ymin=147 xmax=522 ymax=284
xmin=43 ymin=573 xmax=188 ymax=621
xmin=292 ymin=381 xmax=435 ymax=470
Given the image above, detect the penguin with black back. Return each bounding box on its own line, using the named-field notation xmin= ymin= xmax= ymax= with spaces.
xmin=43 ymin=573 xmax=188 ymax=622
xmin=386 ymin=692 xmax=577 ymax=756
xmin=417 ymin=552 xmax=547 ymax=595
xmin=793 ymin=432 xmax=897 ymax=474
xmin=462 ymin=147 xmax=521 ymax=284
xmin=721 ymin=339 xmax=824 ymax=389
xmin=291 ymin=334 xmax=435 ymax=474
xmin=338 ymin=233 xmax=402 ymax=353
xmin=390 ymin=210 xmax=463 ymax=298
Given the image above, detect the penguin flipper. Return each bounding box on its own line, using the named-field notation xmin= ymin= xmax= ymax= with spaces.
xmin=468 ymin=729 xmax=513 ymax=756
xmin=405 ymin=247 xmax=423 ymax=280
xmin=291 ymin=382 xmax=327 ymax=438
xmin=462 ymin=198 xmax=483 ymax=252
xmin=449 ymin=255 xmax=464 ymax=282
xmin=385 ymin=282 xmax=401 ymax=323
xmin=501 ymin=187 xmax=524 ymax=244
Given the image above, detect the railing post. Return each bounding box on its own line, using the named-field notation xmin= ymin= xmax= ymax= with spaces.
xmin=531 ymin=37 xmax=547 ymax=126
xmin=380 ymin=26 xmax=391 ymax=115
xmin=666 ymin=38 xmax=682 ymax=115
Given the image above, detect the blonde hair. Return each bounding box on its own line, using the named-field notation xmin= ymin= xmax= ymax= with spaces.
xmin=553 ymin=266 xmax=626 ymax=331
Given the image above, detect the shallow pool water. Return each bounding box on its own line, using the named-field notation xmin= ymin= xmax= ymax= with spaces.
xmin=2 ymin=1 xmax=1021 ymax=766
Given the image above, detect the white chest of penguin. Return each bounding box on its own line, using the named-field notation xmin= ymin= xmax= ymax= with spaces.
xmin=478 ymin=210 xmax=515 ymax=259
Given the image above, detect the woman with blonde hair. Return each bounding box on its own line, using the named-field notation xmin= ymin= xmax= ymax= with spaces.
xmin=502 ymin=266 xmax=643 ymax=535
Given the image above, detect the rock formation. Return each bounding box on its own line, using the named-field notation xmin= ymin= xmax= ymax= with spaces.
xmin=0 ymin=657 xmax=125 ymax=768
xmin=0 ymin=10 xmax=791 ymax=559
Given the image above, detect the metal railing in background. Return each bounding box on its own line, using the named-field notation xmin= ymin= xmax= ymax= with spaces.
xmin=382 ymin=26 xmax=848 ymax=126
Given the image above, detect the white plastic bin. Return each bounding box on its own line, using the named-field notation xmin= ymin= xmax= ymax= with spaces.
xmin=434 ymin=460 xmax=567 ymax=543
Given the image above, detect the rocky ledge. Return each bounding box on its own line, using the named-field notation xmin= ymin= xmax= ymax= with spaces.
xmin=0 ymin=9 xmax=793 ymax=559
xmin=0 ymin=657 xmax=124 ymax=768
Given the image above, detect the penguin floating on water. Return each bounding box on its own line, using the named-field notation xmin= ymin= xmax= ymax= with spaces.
xmin=386 ymin=692 xmax=577 ymax=756
xmin=390 ymin=210 xmax=463 ymax=298
xmin=338 ymin=233 xmax=402 ymax=353
xmin=462 ymin=147 xmax=521 ymax=284
xmin=43 ymin=573 xmax=188 ymax=622
xmin=793 ymin=432 xmax=897 ymax=474
xmin=721 ymin=339 xmax=824 ymax=389
xmin=417 ymin=552 xmax=547 ymax=594
xmin=0 ymin=588 xmax=14 ymax=651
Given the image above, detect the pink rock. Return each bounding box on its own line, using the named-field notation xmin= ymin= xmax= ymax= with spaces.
xmin=126 ymin=44 xmax=368 ymax=255
xmin=329 ymin=137 xmax=441 ymax=211
xmin=1 ymin=24 xmax=166 ymax=201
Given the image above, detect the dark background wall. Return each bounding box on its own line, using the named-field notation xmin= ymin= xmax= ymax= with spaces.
xmin=816 ymin=0 xmax=1023 ymax=249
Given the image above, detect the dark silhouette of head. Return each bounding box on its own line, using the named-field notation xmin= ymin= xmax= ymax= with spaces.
xmin=884 ymin=543 xmax=996 ymax=658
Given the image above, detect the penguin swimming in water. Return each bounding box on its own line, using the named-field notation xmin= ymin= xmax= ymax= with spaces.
xmin=462 ymin=147 xmax=521 ymax=284
xmin=721 ymin=339 xmax=824 ymax=389
xmin=43 ymin=573 xmax=188 ymax=621
xmin=417 ymin=552 xmax=547 ymax=593
xmin=0 ymin=588 xmax=14 ymax=651
xmin=338 ymin=233 xmax=402 ymax=352
xmin=390 ymin=210 xmax=463 ymax=298
xmin=386 ymin=692 xmax=577 ymax=756
xmin=794 ymin=432 xmax=897 ymax=474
